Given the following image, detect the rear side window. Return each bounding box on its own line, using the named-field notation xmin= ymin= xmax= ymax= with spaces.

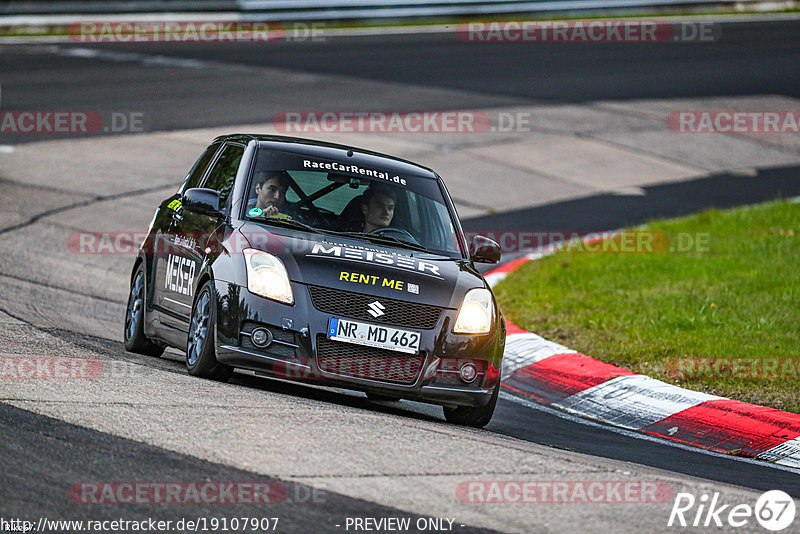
xmin=182 ymin=143 xmax=220 ymax=192
xmin=202 ymin=144 xmax=245 ymax=209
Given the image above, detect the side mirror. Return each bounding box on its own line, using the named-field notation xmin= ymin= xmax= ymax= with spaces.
xmin=470 ymin=235 xmax=501 ymax=264
xmin=183 ymin=188 xmax=222 ymax=217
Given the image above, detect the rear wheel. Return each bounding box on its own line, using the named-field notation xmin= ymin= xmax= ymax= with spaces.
xmin=186 ymin=281 xmax=232 ymax=382
xmin=123 ymin=264 xmax=165 ymax=357
xmin=443 ymin=384 xmax=499 ymax=428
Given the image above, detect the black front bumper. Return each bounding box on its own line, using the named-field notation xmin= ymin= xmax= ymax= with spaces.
xmin=213 ymin=281 xmax=504 ymax=408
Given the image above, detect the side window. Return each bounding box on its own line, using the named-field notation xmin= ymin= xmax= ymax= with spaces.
xmin=202 ymin=144 xmax=245 ymax=209
xmin=407 ymin=192 xmax=421 ymax=236
xmin=182 ymin=143 xmax=220 ymax=192
xmin=433 ymin=201 xmax=458 ymax=253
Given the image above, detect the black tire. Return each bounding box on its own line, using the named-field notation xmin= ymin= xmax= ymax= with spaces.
xmin=443 ymin=384 xmax=499 ymax=428
xmin=123 ymin=263 xmax=165 ymax=357
xmin=186 ymin=281 xmax=233 ymax=382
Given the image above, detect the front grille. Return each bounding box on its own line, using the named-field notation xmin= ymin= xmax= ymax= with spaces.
xmin=307 ymin=285 xmax=443 ymax=329
xmin=316 ymin=336 xmax=423 ymax=384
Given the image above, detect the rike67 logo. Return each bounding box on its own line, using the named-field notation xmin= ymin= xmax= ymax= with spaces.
xmin=668 ymin=490 xmax=796 ymax=531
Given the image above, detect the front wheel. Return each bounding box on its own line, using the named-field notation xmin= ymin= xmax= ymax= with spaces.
xmin=443 ymin=384 xmax=499 ymax=428
xmin=123 ymin=263 xmax=165 ymax=357
xmin=186 ymin=281 xmax=232 ymax=382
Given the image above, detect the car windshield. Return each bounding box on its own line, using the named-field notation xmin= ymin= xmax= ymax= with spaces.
xmin=243 ymin=148 xmax=465 ymax=258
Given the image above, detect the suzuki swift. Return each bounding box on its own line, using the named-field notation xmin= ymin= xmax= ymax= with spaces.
xmin=124 ymin=134 xmax=505 ymax=427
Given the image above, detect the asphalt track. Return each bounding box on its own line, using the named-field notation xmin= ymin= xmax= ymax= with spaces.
xmin=1 ymin=402 xmax=502 ymax=533
xmin=2 ymin=19 xmax=800 ymax=143
xmin=463 ymin=165 xmax=800 ymax=234
xmin=2 ymin=18 xmax=800 ymax=533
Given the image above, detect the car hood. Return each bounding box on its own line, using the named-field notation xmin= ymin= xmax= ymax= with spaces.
xmin=237 ymin=222 xmax=484 ymax=308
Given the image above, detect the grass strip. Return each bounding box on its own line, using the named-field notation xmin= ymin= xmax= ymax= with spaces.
xmin=494 ymin=199 xmax=800 ymax=412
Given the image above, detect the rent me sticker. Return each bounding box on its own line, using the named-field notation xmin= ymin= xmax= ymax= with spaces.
xmin=340 ymin=271 xmax=405 ymax=291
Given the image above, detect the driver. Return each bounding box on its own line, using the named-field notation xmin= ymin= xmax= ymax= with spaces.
xmin=248 ymin=171 xmax=293 ymax=219
xmin=361 ymin=185 xmax=396 ymax=233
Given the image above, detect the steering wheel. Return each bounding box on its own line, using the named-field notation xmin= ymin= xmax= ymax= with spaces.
xmin=370 ymin=226 xmax=421 ymax=245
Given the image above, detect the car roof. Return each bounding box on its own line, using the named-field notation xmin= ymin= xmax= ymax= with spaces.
xmin=212 ymin=134 xmax=439 ymax=180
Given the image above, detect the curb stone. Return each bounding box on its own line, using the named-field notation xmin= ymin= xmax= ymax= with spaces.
xmin=490 ymin=247 xmax=800 ymax=468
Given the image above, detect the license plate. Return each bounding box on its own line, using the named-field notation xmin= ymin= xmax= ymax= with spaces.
xmin=327 ymin=317 xmax=420 ymax=354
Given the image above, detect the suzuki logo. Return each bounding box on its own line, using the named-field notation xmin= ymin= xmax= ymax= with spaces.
xmin=367 ymin=301 xmax=386 ymax=318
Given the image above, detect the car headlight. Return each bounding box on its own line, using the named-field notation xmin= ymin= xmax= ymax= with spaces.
xmin=243 ymin=249 xmax=294 ymax=305
xmin=453 ymin=288 xmax=494 ymax=334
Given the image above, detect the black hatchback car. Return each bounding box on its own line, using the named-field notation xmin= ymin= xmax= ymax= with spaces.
xmin=124 ymin=134 xmax=505 ymax=427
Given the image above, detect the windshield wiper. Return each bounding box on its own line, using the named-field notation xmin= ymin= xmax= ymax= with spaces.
xmin=336 ymin=231 xmax=430 ymax=253
xmin=253 ymin=216 xmax=323 ymax=235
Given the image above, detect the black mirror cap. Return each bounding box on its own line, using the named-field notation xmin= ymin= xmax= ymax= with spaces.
xmin=183 ymin=188 xmax=222 ymax=217
xmin=470 ymin=235 xmax=501 ymax=264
